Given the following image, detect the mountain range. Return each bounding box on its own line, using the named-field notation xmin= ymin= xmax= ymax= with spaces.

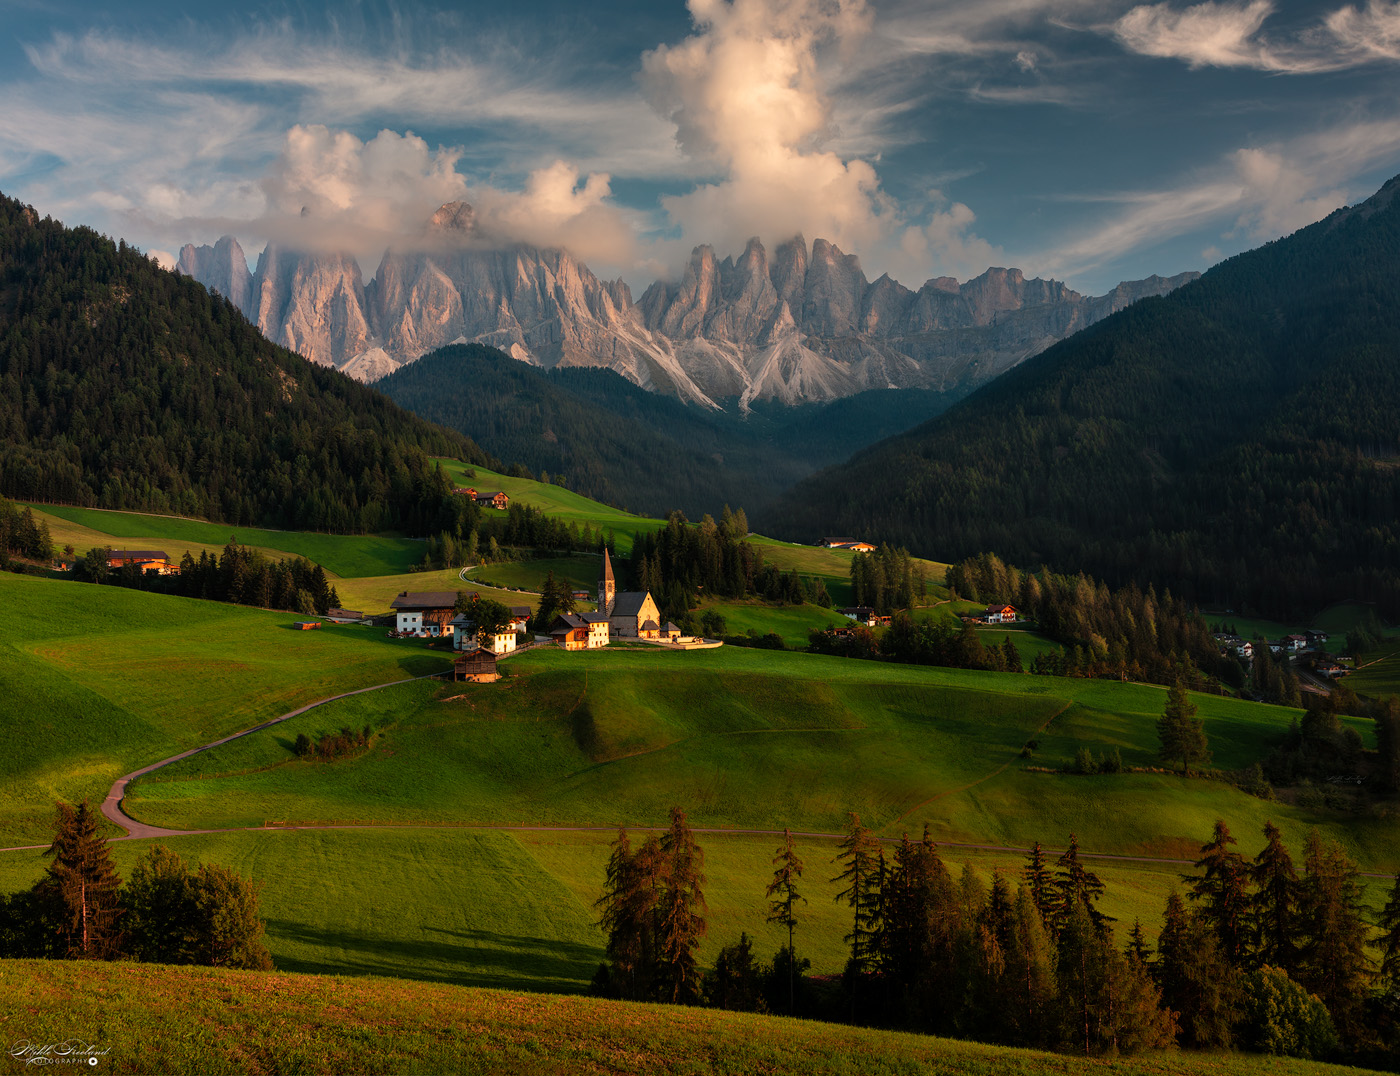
xmin=177 ymin=205 xmax=1197 ymax=407
xmin=771 ymin=173 xmax=1400 ymax=619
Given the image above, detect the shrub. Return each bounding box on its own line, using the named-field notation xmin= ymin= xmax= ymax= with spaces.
xmin=1242 ymin=966 xmax=1339 ymax=1060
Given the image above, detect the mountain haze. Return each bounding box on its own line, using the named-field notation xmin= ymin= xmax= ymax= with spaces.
xmin=178 ymin=206 xmax=1197 ymax=408
xmin=771 ymin=174 xmax=1400 ymax=619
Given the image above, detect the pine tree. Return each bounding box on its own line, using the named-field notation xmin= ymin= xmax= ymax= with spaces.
xmin=655 ymin=807 xmax=708 ymax=1004
xmin=1053 ymin=834 xmax=1109 ymax=930
xmin=1158 ymin=680 xmax=1210 ymax=774
xmin=1378 ymin=872 xmax=1400 ymax=989
xmin=1249 ymin=821 xmax=1299 ymax=974
xmin=1297 ymin=830 xmax=1373 ymax=1039
xmin=1001 ymin=885 xmax=1058 ymax=1048
xmin=595 ymin=827 xmax=656 ymax=999
xmin=1156 ymin=893 xmax=1245 ymax=1048
xmin=39 ymin=801 xmax=124 ymax=959
xmin=832 ymin=812 xmax=883 ymax=1018
xmin=1125 ymin=919 xmax=1153 ymax=967
xmin=765 ymin=828 xmax=806 ymax=1014
xmin=1024 ymin=841 xmax=1056 ymax=927
xmin=1187 ymin=819 xmax=1251 ymax=965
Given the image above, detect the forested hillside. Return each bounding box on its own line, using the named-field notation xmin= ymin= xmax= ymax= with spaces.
xmin=0 ymin=194 xmax=492 ymax=533
xmin=772 ymin=175 xmax=1400 ymax=619
xmin=379 ymin=344 xmax=954 ymax=518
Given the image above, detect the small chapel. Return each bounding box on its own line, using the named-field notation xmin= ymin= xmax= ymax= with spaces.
xmin=598 ymin=548 xmax=664 ymax=639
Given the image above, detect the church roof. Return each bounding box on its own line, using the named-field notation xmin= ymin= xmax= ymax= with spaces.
xmin=610 ymin=591 xmax=652 ymax=617
xmin=601 ymin=547 xmax=614 ymax=583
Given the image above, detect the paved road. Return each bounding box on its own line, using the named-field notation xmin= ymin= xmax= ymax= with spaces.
xmin=1 ymin=671 xmax=1392 ymax=882
xmin=98 ymin=673 xmax=445 ymax=840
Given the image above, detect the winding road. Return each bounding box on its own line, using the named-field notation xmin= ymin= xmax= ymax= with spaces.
xmin=1 ymin=673 xmax=1392 ymax=881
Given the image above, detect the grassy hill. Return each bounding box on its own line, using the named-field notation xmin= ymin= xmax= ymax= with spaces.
xmin=2 ymin=960 xmax=1364 ymax=1076
xmin=0 ymin=572 xmax=451 ymax=844
xmin=121 ymin=645 xmax=1387 ymax=868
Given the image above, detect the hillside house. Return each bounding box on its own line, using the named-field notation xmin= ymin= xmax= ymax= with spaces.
xmin=453 ymin=648 xmax=499 ymax=683
xmin=985 ymin=605 xmax=1017 ymax=624
xmin=1307 ymin=630 xmax=1330 ymax=647
xmin=326 ymin=608 xmax=364 ymax=623
xmin=1236 ymin=641 xmax=1255 ymax=660
xmin=108 ymin=550 xmax=173 ymax=573
xmin=571 ymin=589 xmax=590 ymax=601
xmin=844 ymin=542 xmax=877 ymax=552
xmin=509 ymin=606 xmax=532 ymax=633
xmin=475 ymin=491 xmax=510 ymax=510
xmin=1283 ymin=634 xmax=1309 ymax=652
xmin=486 ymin=630 xmax=518 ymax=656
xmin=839 ymin=607 xmax=879 ymax=627
xmin=453 ymin=487 xmax=478 ymax=498
xmin=550 ymin=614 xmax=590 ymax=651
xmin=819 ymin=537 xmax=857 ymax=548
xmin=390 ymin=591 xmax=459 ymax=635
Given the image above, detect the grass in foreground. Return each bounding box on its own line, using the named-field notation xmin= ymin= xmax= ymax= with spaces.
xmin=0 ymin=960 xmax=1364 ymax=1076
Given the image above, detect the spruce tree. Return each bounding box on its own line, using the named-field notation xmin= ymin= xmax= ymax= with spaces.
xmin=1297 ymin=831 xmax=1373 ymax=1039
xmin=1187 ymin=819 xmax=1251 ymax=965
xmin=1377 ymin=872 xmax=1400 ymax=990
xmin=1249 ymin=821 xmax=1299 ymax=974
xmin=1023 ymin=841 xmax=1056 ymax=927
xmin=765 ymin=828 xmax=806 ymax=1014
xmin=1053 ymin=834 xmax=1110 ymax=930
xmin=655 ymin=807 xmax=707 ymax=1004
xmin=40 ymin=801 xmax=124 ymax=959
xmin=832 ymin=812 xmax=883 ymax=1019
xmin=1158 ymin=680 xmax=1210 ymax=774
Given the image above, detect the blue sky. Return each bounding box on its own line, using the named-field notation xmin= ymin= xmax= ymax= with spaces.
xmin=1 ymin=0 xmax=1398 ymax=295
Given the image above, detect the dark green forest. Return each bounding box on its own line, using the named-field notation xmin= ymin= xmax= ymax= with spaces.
xmin=0 ymin=194 xmax=493 ymax=534
xmin=771 ymin=175 xmax=1400 ymax=619
xmin=378 ymin=344 xmax=955 ymax=519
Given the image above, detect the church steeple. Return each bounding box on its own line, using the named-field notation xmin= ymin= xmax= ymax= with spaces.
xmin=599 ymin=547 xmax=616 ymax=616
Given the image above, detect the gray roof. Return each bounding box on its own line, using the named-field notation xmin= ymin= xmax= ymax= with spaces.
xmin=550 ymin=613 xmax=587 ymax=631
xmin=110 ymin=550 xmax=169 ymax=561
xmin=664 ymin=622 xmax=680 ymax=633
xmin=509 ymin=606 xmax=531 ymax=617
xmin=641 ymin=619 xmax=660 ymax=631
xmin=583 ymin=613 xmax=611 ymax=624
xmin=390 ymin=591 xmax=460 ymax=610
xmin=610 ymin=591 xmax=652 ymax=617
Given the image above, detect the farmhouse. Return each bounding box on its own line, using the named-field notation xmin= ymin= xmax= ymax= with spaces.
xmin=818 ymin=537 xmax=857 ymax=548
xmin=985 ymin=604 xmax=1018 ymax=624
xmin=108 ymin=550 xmax=174 ymax=573
xmin=840 ymin=606 xmax=879 ymax=627
xmin=452 ymin=648 xmax=499 ymax=683
xmin=453 ymin=487 xmax=478 ymax=498
xmin=546 ymin=613 xmax=602 ymax=650
xmin=1283 ymin=634 xmax=1309 ymax=652
xmin=817 ymin=537 xmax=877 ymax=551
xmin=390 ymin=591 xmax=459 ymax=635
xmin=508 ymin=606 xmax=532 ymax=633
xmin=597 ymin=550 xmax=662 ymax=639
xmin=475 ymin=491 xmax=510 ymax=510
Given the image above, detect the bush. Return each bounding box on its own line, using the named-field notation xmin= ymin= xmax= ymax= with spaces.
xmin=1242 ymin=966 xmax=1339 ymax=1060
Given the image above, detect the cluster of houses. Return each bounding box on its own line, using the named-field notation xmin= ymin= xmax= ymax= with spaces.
xmin=391 ymin=550 xmax=712 ymax=683
xmin=452 ymin=487 xmax=510 ymax=510
xmin=1213 ymin=629 xmax=1351 ymax=678
xmin=839 ymin=607 xmax=893 ymax=628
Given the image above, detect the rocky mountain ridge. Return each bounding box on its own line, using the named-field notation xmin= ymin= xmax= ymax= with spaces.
xmin=177 ymin=204 xmax=1198 ymax=408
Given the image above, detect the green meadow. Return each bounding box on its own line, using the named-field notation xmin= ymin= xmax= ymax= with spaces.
xmin=330 ymin=566 xmax=534 ymax=615
xmin=123 ymin=645 xmax=1392 ymax=872
xmin=469 ymin=554 xmax=605 ymax=597
xmin=1 ymin=961 xmax=1362 ymax=1076
xmin=1351 ymin=638 xmax=1400 ymax=698
xmin=29 ymin=504 xmax=425 ymax=578
xmin=699 ymin=599 xmax=852 ymax=646
xmin=0 ymin=573 xmax=451 ymax=845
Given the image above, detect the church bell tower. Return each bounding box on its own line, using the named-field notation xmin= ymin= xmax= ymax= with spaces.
xmin=599 ymin=547 xmax=616 ymax=616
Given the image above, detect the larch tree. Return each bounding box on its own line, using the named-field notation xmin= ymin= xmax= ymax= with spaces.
xmin=655 ymin=807 xmax=708 ymax=1004
xmin=765 ymin=828 xmax=807 ymax=1014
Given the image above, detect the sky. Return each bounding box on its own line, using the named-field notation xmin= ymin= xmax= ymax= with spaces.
xmin=0 ymin=0 xmax=1398 ymax=296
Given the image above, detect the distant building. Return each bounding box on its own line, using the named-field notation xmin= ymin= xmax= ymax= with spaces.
xmin=390 ymin=591 xmax=459 ymax=635
xmin=453 ymin=487 xmax=478 ymax=498
xmin=485 ymin=630 xmax=518 ymax=656
xmin=474 ymin=491 xmax=510 ymax=510
xmin=453 ymin=648 xmax=499 ymax=683
xmin=108 ymin=550 xmax=174 ymax=573
xmin=325 ymin=608 xmax=364 ymax=623
xmin=508 ymin=606 xmax=532 ymax=633
xmin=293 ymin=621 xmax=320 ymax=631
xmin=1283 ymin=634 xmax=1309 ymax=652
xmin=817 ymin=538 xmax=876 ymax=551
xmin=818 ymin=537 xmax=857 ymax=548
xmin=839 ymin=606 xmax=879 ymax=627
xmin=550 ymin=614 xmax=590 ymax=651
xmin=985 ymin=605 xmax=1017 ymax=624
xmin=843 ymin=542 xmax=877 ymax=552
xmin=597 ymin=548 xmax=662 ymax=639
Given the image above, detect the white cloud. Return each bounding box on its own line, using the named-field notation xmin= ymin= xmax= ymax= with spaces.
xmin=1113 ymin=0 xmax=1400 ymax=72
xmin=1038 ymin=117 xmax=1400 ymax=278
xmin=1113 ymin=0 xmax=1276 ymax=69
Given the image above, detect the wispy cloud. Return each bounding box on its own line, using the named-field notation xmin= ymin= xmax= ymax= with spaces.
xmin=1112 ymin=0 xmax=1400 ymax=72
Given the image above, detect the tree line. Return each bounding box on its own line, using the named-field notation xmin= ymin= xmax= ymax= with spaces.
xmin=0 ymin=802 xmax=271 ymax=969
xmin=593 ymin=808 xmax=1400 ymax=1065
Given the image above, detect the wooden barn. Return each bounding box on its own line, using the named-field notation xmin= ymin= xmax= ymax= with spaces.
xmin=453 ymin=648 xmax=499 ymax=683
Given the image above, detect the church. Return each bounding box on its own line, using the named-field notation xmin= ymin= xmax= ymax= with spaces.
xmin=598 ymin=549 xmax=664 ymax=639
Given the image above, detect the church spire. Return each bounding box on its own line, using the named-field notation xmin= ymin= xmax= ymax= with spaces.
xmin=599 ymin=548 xmax=616 ymax=617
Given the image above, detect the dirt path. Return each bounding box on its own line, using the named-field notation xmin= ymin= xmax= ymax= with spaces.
xmin=98 ymin=673 xmax=445 ymax=840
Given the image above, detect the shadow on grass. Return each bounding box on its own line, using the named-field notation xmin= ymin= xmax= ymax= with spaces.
xmin=264 ymin=918 xmax=603 ymax=993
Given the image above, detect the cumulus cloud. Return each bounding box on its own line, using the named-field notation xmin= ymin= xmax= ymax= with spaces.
xmin=1113 ymin=0 xmax=1400 ymax=72
xmin=642 ymin=0 xmax=893 ymax=262
xmin=469 ymin=160 xmax=639 ymax=266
